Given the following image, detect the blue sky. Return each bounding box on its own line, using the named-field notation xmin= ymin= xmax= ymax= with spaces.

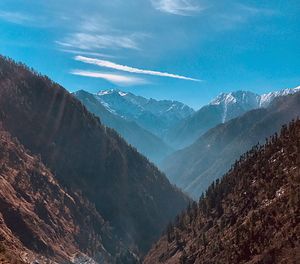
xmin=0 ymin=0 xmax=299 ymax=109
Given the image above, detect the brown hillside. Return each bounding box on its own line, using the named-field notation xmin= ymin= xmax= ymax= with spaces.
xmin=0 ymin=126 xmax=126 ymax=263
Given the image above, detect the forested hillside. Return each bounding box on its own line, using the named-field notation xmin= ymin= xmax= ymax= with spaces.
xmin=145 ymin=119 xmax=300 ymax=263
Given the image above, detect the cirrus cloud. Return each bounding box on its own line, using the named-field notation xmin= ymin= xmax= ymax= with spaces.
xmin=70 ymin=70 xmax=147 ymax=86
xmin=75 ymin=55 xmax=201 ymax=82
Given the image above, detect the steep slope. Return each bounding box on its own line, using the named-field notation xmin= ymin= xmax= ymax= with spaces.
xmin=0 ymin=56 xmax=189 ymax=257
xmin=74 ymin=90 xmax=173 ymax=163
xmin=166 ymin=88 xmax=300 ymax=149
xmin=96 ymin=89 xmax=194 ymax=138
xmin=0 ymin=126 xmax=129 ymax=264
xmin=145 ymin=119 xmax=300 ymax=264
xmin=162 ymin=91 xmax=300 ymax=198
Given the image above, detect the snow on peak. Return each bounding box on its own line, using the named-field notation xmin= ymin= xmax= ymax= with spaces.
xmin=97 ymin=89 xmax=122 ymax=96
xmin=224 ymin=93 xmax=237 ymax=104
xmin=209 ymin=87 xmax=300 ymax=109
xmin=210 ymin=91 xmax=258 ymax=106
xmin=259 ymin=86 xmax=300 ymax=107
xmin=97 ymin=89 xmax=129 ymax=97
xmin=97 ymin=89 xmax=113 ymax=96
xmin=210 ymin=91 xmax=262 ymax=123
xmin=118 ymin=91 xmax=128 ymax=97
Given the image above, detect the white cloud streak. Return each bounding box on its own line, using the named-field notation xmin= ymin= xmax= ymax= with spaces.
xmin=75 ymin=55 xmax=201 ymax=82
xmin=151 ymin=0 xmax=203 ymax=16
xmin=70 ymin=70 xmax=147 ymax=86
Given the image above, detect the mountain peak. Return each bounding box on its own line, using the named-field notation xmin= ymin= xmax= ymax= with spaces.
xmin=93 ymin=89 xmax=195 ymax=138
xmin=165 ymin=86 xmax=300 ymax=149
xmin=210 ymin=90 xmax=259 ymax=106
xmin=209 ymin=87 xmax=300 ymax=108
xmin=97 ymin=88 xmax=128 ymax=97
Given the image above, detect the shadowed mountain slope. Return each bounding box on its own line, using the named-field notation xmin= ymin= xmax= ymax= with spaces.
xmin=0 ymin=127 xmax=129 ymax=263
xmin=74 ymin=90 xmax=173 ymax=163
xmin=0 ymin=56 xmax=189 ymax=259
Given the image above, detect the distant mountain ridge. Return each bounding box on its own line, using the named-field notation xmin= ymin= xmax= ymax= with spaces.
xmin=74 ymin=90 xmax=173 ymax=163
xmin=95 ymin=89 xmax=195 ymax=138
xmin=76 ymin=87 xmax=300 ymax=153
xmin=210 ymin=87 xmax=300 ymax=110
xmin=259 ymin=86 xmax=300 ymax=107
xmin=165 ymin=87 xmax=300 ymax=149
xmin=162 ymin=89 xmax=300 ymax=198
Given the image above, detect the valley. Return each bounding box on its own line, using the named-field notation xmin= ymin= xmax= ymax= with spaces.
xmin=0 ymin=55 xmax=299 ymax=264
xmin=1 ymin=1 xmax=299 ymax=262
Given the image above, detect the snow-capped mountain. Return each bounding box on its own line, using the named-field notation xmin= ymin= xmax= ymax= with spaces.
xmin=211 ymin=86 xmax=300 ymax=113
xmin=259 ymin=86 xmax=300 ymax=107
xmin=165 ymin=86 xmax=300 ymax=149
xmin=95 ymin=89 xmax=195 ymax=138
xmin=210 ymin=91 xmax=261 ymax=123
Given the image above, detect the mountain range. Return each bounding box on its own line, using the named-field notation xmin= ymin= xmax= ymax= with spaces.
xmin=74 ymin=90 xmax=173 ymax=163
xmin=162 ymin=89 xmax=300 ymax=198
xmin=0 ymin=55 xmax=189 ymax=263
xmin=95 ymin=89 xmax=195 ymax=139
xmin=165 ymin=87 xmax=300 ymax=149
xmin=75 ymin=87 xmax=300 ymax=165
xmin=144 ymin=118 xmax=300 ymax=263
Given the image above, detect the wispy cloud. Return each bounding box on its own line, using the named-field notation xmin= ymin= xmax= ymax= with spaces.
xmin=56 ymin=16 xmax=147 ymax=51
xmin=0 ymin=10 xmax=32 ymax=24
xmin=56 ymin=32 xmax=139 ymax=51
xmin=70 ymin=70 xmax=147 ymax=86
xmin=151 ymin=0 xmax=203 ymax=16
xmin=59 ymin=49 xmax=115 ymax=58
xmin=78 ymin=17 xmax=110 ymax=33
xmin=75 ymin=55 xmax=201 ymax=82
